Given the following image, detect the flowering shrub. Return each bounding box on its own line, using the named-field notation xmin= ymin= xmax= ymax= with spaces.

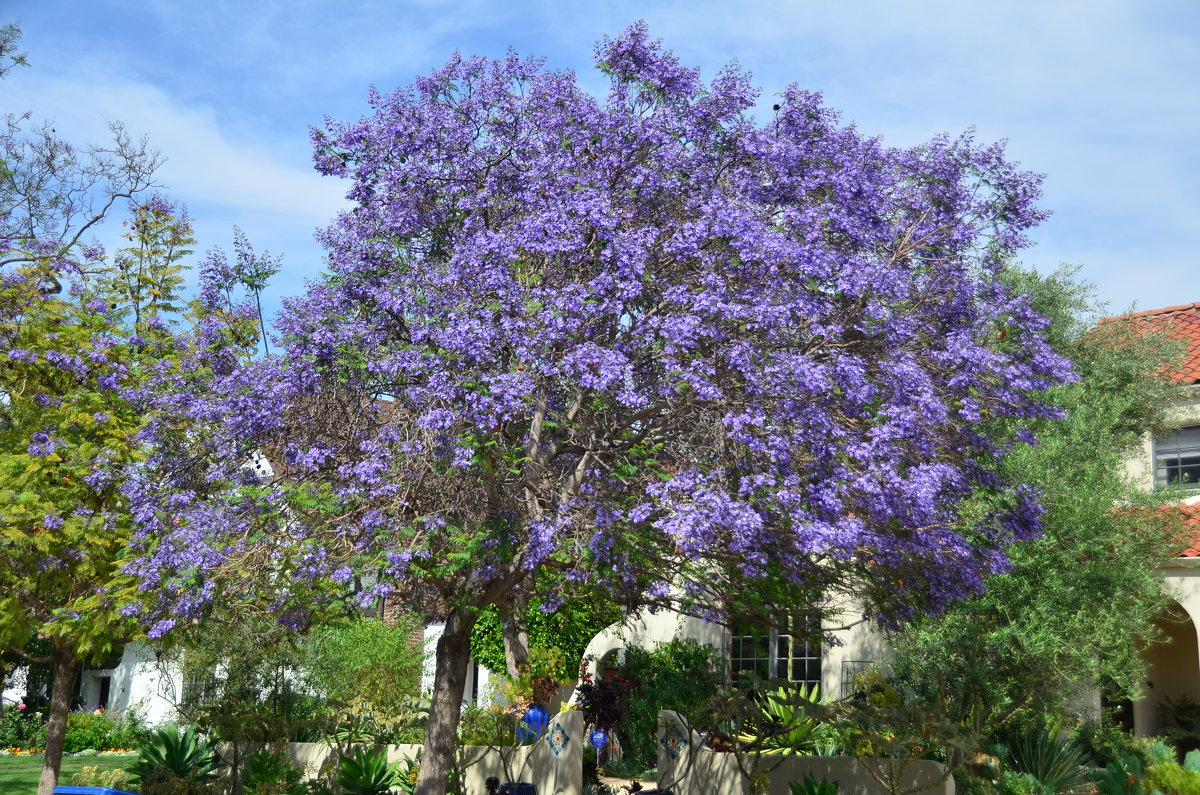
xmin=0 ymin=704 xmax=46 ymax=750
xmin=64 ymin=711 xmax=117 ymax=753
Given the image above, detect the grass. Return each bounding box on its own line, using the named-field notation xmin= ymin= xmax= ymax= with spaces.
xmin=0 ymin=753 xmax=138 ymax=794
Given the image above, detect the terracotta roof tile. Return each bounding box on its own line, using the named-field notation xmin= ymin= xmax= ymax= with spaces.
xmin=1102 ymin=302 xmax=1200 ymax=384
xmin=1167 ymin=502 xmax=1200 ymax=557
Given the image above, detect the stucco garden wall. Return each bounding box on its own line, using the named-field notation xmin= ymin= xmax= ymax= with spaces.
xmin=656 ymin=710 xmax=953 ymax=795
xmin=255 ymin=709 xmax=584 ymax=795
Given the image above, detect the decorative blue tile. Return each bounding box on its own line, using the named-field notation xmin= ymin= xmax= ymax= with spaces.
xmin=660 ymin=722 xmax=688 ymax=759
xmin=548 ymin=722 xmax=570 ymax=756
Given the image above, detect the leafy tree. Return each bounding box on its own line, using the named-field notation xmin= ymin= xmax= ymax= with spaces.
xmin=470 ymin=594 xmax=622 ymax=683
xmin=886 ymin=265 xmax=1186 ymax=741
xmin=0 ymin=27 xmax=202 ymax=795
xmin=127 ymin=25 xmax=1071 ymax=795
xmin=303 ymin=615 xmax=427 ymax=716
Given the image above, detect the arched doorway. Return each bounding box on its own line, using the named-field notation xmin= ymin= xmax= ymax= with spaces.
xmin=1134 ymin=603 xmax=1200 ymax=737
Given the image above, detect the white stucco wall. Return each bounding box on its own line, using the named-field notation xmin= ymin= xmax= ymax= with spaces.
xmin=78 ymin=641 xmax=179 ymax=726
xmin=578 ymin=594 xmax=890 ymax=700
xmin=420 ymin=622 xmax=495 ymax=706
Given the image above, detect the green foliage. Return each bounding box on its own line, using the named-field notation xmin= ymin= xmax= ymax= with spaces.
xmin=998 ymin=771 xmax=1046 ymax=795
xmin=62 ymin=707 xmax=148 ymax=752
xmin=0 ymin=22 xmax=29 ymax=78
xmin=324 ymin=695 xmax=429 ymax=746
xmin=615 ymin=639 xmax=724 ymax=769
xmin=1159 ymin=697 xmax=1200 ymax=758
xmin=1072 ymin=719 xmax=1151 ymax=770
xmin=1003 ymin=729 xmax=1090 ymax=795
xmin=470 ymin=594 xmax=621 ymax=682
xmin=64 ymin=711 xmax=117 ymax=753
xmin=243 ymin=747 xmax=306 ymax=795
xmin=174 ymin=610 xmax=330 ymax=744
xmin=736 ymin=683 xmax=837 ymax=755
xmin=70 ymin=763 xmax=134 ymax=789
xmin=92 ymin=196 xmax=194 ymax=332
xmin=334 ymin=746 xmax=401 ymax=795
xmin=130 ymin=723 xmax=221 ymax=788
xmin=393 ymin=752 xmax=421 ymax=795
xmin=1093 ymin=752 xmax=1144 ymax=795
xmin=1183 ymin=750 xmax=1200 ymax=772
xmin=302 ymin=615 xmax=426 ymax=716
xmin=820 ymin=692 xmax=975 ymax=795
xmin=789 ymin=773 xmax=840 ymax=795
xmin=0 ymin=704 xmax=46 ymax=748
xmin=493 ymin=646 xmax=575 ymax=709
xmin=1151 ymin=742 xmax=1179 ymax=768
xmin=887 ymin=266 xmax=1185 ymax=739
xmin=1145 ymin=762 xmax=1200 ymax=795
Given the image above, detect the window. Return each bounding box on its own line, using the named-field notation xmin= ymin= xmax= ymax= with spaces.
xmin=1155 ymin=426 xmax=1200 ymax=489
xmin=730 ymin=613 xmax=821 ymax=690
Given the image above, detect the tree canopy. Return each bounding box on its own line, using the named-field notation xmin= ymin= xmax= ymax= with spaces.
xmin=125 ymin=25 xmax=1071 ymax=795
xmin=886 ymin=266 xmax=1186 ymax=739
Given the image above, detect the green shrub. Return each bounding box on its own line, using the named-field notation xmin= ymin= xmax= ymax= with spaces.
xmin=335 ymin=746 xmax=401 ymax=795
xmin=1145 ymin=762 xmax=1200 ymax=795
xmin=1004 ymin=729 xmax=1090 ymax=795
xmin=1184 ymin=749 xmax=1200 ymax=772
xmin=1093 ymin=752 xmax=1144 ymax=795
xmin=71 ymin=764 xmax=135 ymax=789
xmin=0 ymin=704 xmax=46 ymax=748
xmin=615 ymin=639 xmax=723 ymax=769
xmin=303 ymin=616 xmax=426 ymax=716
xmin=1073 ymin=720 xmax=1150 ymax=770
xmin=65 ymin=711 xmax=118 ymax=752
xmin=244 ymin=747 xmax=306 ymax=795
xmin=738 ymin=683 xmax=837 ymax=755
xmin=998 ymin=771 xmax=1046 ymax=795
xmin=131 ymin=722 xmax=223 ymax=795
xmin=789 ymin=773 xmax=840 ymax=795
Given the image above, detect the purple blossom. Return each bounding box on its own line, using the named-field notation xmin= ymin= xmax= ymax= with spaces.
xmin=126 ymin=24 xmax=1073 ymax=647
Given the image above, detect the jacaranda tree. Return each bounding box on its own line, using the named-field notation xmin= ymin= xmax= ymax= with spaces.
xmin=126 ymin=25 xmax=1072 ymax=795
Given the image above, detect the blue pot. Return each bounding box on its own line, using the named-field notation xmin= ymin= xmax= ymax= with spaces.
xmin=499 ymin=782 xmax=537 ymax=795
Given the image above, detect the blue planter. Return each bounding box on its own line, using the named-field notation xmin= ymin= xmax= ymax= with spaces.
xmin=499 ymin=782 xmax=537 ymax=795
xmin=52 ymin=787 xmax=140 ymax=795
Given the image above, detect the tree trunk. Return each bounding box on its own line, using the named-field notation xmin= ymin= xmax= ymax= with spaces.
xmin=37 ymin=649 xmax=81 ymax=795
xmin=415 ymin=607 xmax=477 ymax=795
xmin=501 ymin=589 xmax=531 ymax=678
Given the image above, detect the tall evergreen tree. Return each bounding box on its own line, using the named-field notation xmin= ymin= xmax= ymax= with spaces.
xmin=886 ymin=266 xmax=1186 ymax=739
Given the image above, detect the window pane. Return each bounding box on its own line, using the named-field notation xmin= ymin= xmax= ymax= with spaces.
xmin=1156 ymin=427 xmax=1200 ymax=488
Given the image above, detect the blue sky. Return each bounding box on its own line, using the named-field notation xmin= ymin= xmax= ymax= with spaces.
xmin=4 ymin=0 xmax=1198 ymax=322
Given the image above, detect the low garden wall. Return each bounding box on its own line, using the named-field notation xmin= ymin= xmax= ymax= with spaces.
xmin=656 ymin=710 xmax=954 ymax=795
xmin=235 ymin=709 xmax=584 ymax=795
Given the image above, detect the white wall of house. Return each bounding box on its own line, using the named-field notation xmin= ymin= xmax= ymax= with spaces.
xmin=1125 ymin=385 xmax=1200 ymax=489
xmin=78 ymin=642 xmax=179 ymax=725
xmin=420 ymin=622 xmax=495 ymax=706
xmin=579 ymin=591 xmax=889 ymax=700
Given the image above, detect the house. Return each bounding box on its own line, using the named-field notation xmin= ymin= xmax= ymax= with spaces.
xmin=580 ymin=301 xmax=1200 ymax=733
xmin=1110 ymin=302 xmax=1200 ymax=736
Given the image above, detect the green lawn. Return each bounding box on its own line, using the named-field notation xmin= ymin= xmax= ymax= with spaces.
xmin=0 ymin=754 xmax=138 ymax=794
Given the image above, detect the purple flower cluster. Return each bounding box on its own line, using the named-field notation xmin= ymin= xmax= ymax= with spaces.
xmin=128 ymin=24 xmax=1072 ymax=631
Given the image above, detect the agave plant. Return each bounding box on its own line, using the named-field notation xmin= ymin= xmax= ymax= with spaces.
xmin=336 ymin=746 xmax=403 ymax=795
xmin=244 ymin=747 xmax=306 ymax=795
xmin=1005 ymin=729 xmax=1091 ymax=795
xmin=738 ymin=683 xmax=831 ymax=755
xmin=790 ymin=773 xmax=840 ymax=795
xmin=129 ymin=722 xmax=222 ymax=791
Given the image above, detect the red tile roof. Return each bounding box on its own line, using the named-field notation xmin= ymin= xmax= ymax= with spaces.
xmin=1102 ymin=302 xmax=1200 ymax=384
xmin=1168 ymin=502 xmax=1200 ymax=557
